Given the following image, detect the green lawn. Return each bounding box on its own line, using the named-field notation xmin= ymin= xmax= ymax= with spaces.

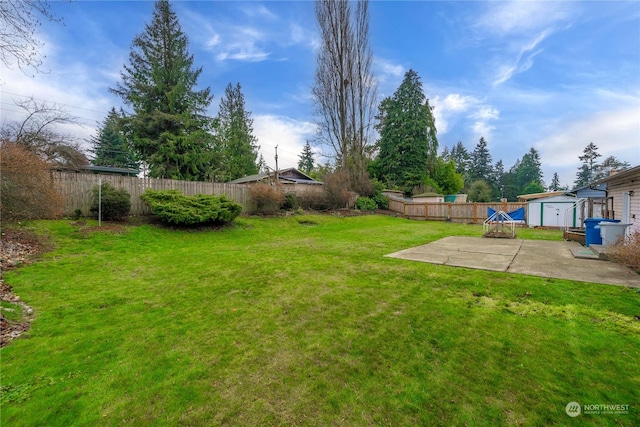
xmin=1 ymin=215 xmax=639 ymax=426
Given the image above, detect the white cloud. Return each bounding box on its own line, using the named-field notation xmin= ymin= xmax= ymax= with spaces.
xmin=373 ymin=57 xmax=404 ymax=93
xmin=535 ymin=107 xmax=640 ymax=185
xmin=216 ymin=48 xmax=270 ymax=63
xmin=474 ymin=1 xmax=572 ymax=36
xmin=493 ymin=29 xmax=549 ymax=85
xmin=440 ymin=94 xmax=478 ymax=113
xmin=470 ymin=1 xmax=574 ymax=86
xmin=470 ymin=105 xmax=500 ymax=121
xmin=206 ymin=34 xmax=221 ymax=49
xmin=375 ymin=57 xmax=404 ymax=78
xmin=253 ymin=115 xmax=318 ymax=169
xmin=239 ymin=4 xmax=278 ymax=21
xmin=431 ymin=93 xmax=498 ymax=138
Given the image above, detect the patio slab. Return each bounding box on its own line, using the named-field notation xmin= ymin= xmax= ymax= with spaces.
xmin=385 ymin=236 xmax=639 ymax=287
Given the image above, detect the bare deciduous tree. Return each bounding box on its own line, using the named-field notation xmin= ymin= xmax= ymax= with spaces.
xmin=313 ymin=0 xmax=377 ymax=188
xmin=0 ymin=97 xmax=88 ymax=169
xmin=0 ymin=0 xmax=61 ymax=75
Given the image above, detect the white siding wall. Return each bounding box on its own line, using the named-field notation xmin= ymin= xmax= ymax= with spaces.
xmin=607 ymin=173 xmax=640 ymax=235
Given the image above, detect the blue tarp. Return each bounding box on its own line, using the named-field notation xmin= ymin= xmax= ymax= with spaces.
xmin=488 ymin=207 xmax=525 ymax=221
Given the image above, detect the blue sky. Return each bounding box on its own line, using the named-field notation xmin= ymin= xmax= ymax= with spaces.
xmin=2 ymin=0 xmax=639 ymax=187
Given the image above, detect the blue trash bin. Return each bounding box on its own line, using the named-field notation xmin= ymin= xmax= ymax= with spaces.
xmin=584 ymin=218 xmax=620 ymax=246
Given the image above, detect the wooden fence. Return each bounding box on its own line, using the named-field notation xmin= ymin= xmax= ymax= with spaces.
xmin=388 ymin=196 xmax=527 ymax=224
xmin=52 ymin=171 xmax=253 ymax=216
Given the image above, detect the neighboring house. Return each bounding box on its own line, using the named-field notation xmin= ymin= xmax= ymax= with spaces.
xmin=524 ymin=193 xmax=580 ymax=228
xmin=412 ymin=193 xmax=445 ymax=203
xmin=229 ymin=168 xmax=323 ymax=194
xmin=597 ymin=165 xmax=640 ymax=235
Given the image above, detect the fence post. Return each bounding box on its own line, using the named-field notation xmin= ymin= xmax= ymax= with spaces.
xmin=424 ymin=203 xmax=428 ymax=220
xmin=473 ymin=203 xmax=477 ymax=224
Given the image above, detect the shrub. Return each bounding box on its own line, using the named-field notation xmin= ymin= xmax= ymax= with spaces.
xmin=282 ymin=193 xmax=298 ymax=211
xmin=0 ymin=142 xmax=64 ymax=221
xmin=608 ymin=231 xmax=640 ymax=272
xmin=296 ymin=191 xmax=330 ymax=210
xmin=323 ymin=169 xmax=352 ymax=209
xmin=372 ymin=193 xmax=389 ymax=210
xmin=355 ymin=196 xmax=377 ymax=211
xmin=91 ymin=182 xmax=131 ymax=221
xmin=249 ymin=183 xmax=285 ymax=214
xmin=140 ymin=189 xmax=242 ymax=226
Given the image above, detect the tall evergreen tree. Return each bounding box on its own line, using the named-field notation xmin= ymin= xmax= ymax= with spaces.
xmin=515 ymin=147 xmax=543 ymax=190
xmin=89 ymin=107 xmax=138 ymax=169
xmin=110 ymin=0 xmax=215 ymax=180
xmin=574 ymin=164 xmax=591 ymax=189
xmin=217 ymin=82 xmax=259 ymax=181
xmin=469 ymin=137 xmax=493 ymax=183
xmin=501 ymin=160 xmax=520 ymax=201
xmin=298 ymin=141 xmax=315 ymax=174
xmin=372 ymin=69 xmax=438 ymax=194
xmin=549 ymin=172 xmax=561 ymax=191
xmin=493 ymin=159 xmax=505 ymax=200
xmin=574 ymin=142 xmax=601 ymax=187
xmin=449 ymin=141 xmax=471 ymax=184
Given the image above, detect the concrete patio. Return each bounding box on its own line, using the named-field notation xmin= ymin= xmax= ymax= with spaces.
xmin=385 ymin=236 xmax=639 ymax=287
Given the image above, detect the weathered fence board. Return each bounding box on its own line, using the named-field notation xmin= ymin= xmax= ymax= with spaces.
xmin=388 ymin=196 xmax=527 ymax=224
xmin=52 ymin=171 xmax=253 ymax=216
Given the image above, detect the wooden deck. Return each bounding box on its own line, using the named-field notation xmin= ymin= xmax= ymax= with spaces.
xmin=564 ymin=228 xmax=586 ymax=246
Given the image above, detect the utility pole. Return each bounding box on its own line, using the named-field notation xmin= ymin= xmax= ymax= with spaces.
xmin=275 ymin=145 xmax=279 ymax=185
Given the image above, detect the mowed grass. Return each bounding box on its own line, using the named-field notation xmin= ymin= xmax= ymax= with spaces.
xmin=1 ymin=215 xmax=639 ymax=426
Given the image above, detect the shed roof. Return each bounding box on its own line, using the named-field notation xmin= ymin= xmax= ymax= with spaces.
xmin=517 ymin=191 xmax=566 ymax=201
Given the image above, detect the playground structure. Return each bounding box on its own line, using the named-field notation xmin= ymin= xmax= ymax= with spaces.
xmin=483 ymin=207 xmax=525 ymax=238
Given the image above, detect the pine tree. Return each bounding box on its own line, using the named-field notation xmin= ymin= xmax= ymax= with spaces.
xmin=574 ymin=142 xmax=601 ymax=187
xmin=373 ymin=69 xmax=438 ymax=194
xmin=549 ymin=172 xmax=561 ymax=191
xmin=574 ymin=164 xmax=591 ymax=189
xmin=298 ymin=141 xmax=315 ymax=174
xmin=217 ymin=82 xmax=259 ymax=181
xmin=110 ymin=0 xmax=215 ymax=180
xmin=516 ymin=147 xmax=543 ymax=190
xmin=493 ymin=159 xmax=505 ymax=200
xmin=89 ymin=108 xmax=138 ymax=169
xmin=469 ymin=137 xmax=493 ymax=183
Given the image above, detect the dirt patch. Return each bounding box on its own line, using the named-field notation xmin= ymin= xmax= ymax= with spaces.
xmin=0 ymin=228 xmax=47 ymax=271
xmin=0 ymin=228 xmax=46 ymax=347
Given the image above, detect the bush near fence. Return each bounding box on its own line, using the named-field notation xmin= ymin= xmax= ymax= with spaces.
xmin=387 ymin=196 xmax=527 ymax=224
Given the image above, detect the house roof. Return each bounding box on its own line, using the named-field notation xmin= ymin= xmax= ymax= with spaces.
xmin=228 ymin=168 xmax=322 ymax=184
xmin=85 ymin=165 xmax=140 ymax=176
xmin=228 ymin=173 xmax=269 ymax=184
xmin=596 ymin=165 xmax=640 ymax=185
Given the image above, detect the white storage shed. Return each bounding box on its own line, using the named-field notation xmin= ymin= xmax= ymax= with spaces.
xmin=527 ymin=194 xmax=581 ymax=228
